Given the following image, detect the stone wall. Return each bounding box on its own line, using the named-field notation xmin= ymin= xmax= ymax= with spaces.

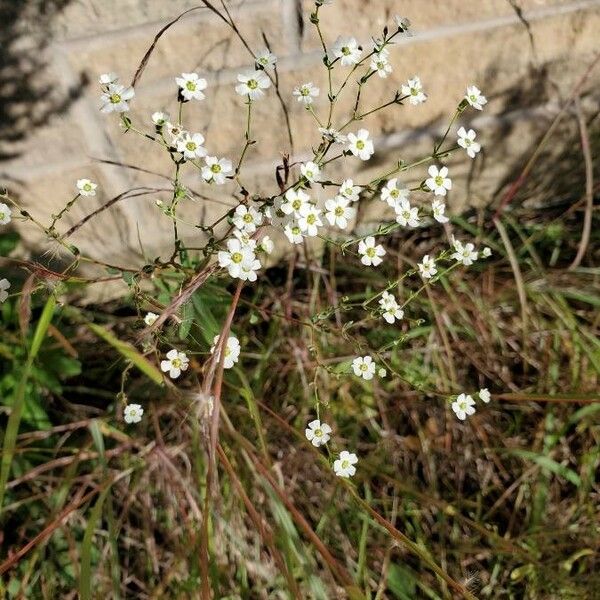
xmin=3 ymin=0 xmax=600 ymax=283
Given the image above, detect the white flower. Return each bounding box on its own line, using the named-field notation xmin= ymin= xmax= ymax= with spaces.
xmin=177 ymin=132 xmax=207 ymax=161
xmin=395 ymin=199 xmax=420 ymax=228
xmin=218 ymin=237 xmax=257 ymax=278
xmin=325 ymin=196 xmax=355 ymax=229
xmin=370 ymin=52 xmax=392 ymax=78
xmin=211 ymin=335 xmax=240 ymax=369
xmin=334 ymin=450 xmax=358 ymax=478
xmin=100 ymin=83 xmax=134 ymax=113
xmin=233 ymin=228 xmax=257 ymax=251
xmin=452 ymin=393 xmax=476 ymax=420
xmin=293 ymin=82 xmax=320 ymax=105
xmin=255 ymin=48 xmax=277 ymax=69
xmin=151 ymin=111 xmax=169 ymax=126
xmin=144 ymin=312 xmax=158 ymax=326
xmin=202 ymin=156 xmax=232 ymax=185
xmin=305 ymin=419 xmax=332 ymax=447
xmin=258 ymin=236 xmax=274 ymax=254
xmin=426 ymin=165 xmax=452 ymax=196
xmin=358 ymin=236 xmax=385 ymax=266
xmin=99 ymin=72 xmax=118 ymax=84
xmin=347 ymin=129 xmax=374 ymax=161
xmin=166 ymin=122 xmax=185 ymax=143
xmin=318 ymin=127 xmax=347 ymax=144
xmin=284 ymin=221 xmax=304 ymax=244
xmin=381 ymin=178 xmax=409 ymax=208
xmin=401 ymin=76 xmax=427 ymax=105
xmin=378 ymin=368 xmax=387 ymax=378
xmin=479 ymin=388 xmax=491 ymax=403
xmin=300 ymin=161 xmax=320 ymax=182
xmin=281 ymin=188 xmax=310 ymax=217
xmin=465 ymin=85 xmax=487 ymax=110
xmin=452 ymin=239 xmax=478 ymax=266
xmin=0 ymin=203 xmax=12 ymax=225
xmin=160 ymin=349 xmax=190 ymax=379
xmin=176 ymin=72 xmax=207 ymax=101
xmin=332 ymin=36 xmax=362 ymax=66
xmin=235 ymin=70 xmax=271 ymax=100
xmin=339 ymin=179 xmax=361 ymax=202
xmin=394 ymin=15 xmax=411 ymax=32
xmin=124 ymin=403 xmax=144 ymax=424
xmin=418 ymin=255 xmax=437 ymax=279
xmin=239 ymin=257 xmax=262 ymax=282
xmin=482 ymin=247 xmax=492 ymax=258
xmin=76 ymin=179 xmax=97 ymax=197
xmin=457 ymin=127 xmax=481 ymax=159
xmin=379 ymin=291 xmax=404 ymax=324
xmin=297 ymin=203 xmax=323 ymax=237
xmin=232 ymin=205 xmax=263 ymax=234
xmin=352 ymin=355 xmax=376 ymax=380
xmin=0 ymin=278 xmax=10 ymax=303
xmin=431 ymin=199 xmax=449 ymax=224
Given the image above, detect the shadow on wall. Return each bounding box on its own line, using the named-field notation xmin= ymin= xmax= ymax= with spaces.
xmin=0 ymin=0 xmax=82 ymax=167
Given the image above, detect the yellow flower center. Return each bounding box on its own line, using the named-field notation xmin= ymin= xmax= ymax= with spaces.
xmin=186 ymin=81 xmax=196 ymax=91
xmin=366 ymin=247 xmax=375 ymax=257
xmin=211 ymin=164 xmax=222 ymax=173
xmin=110 ymin=93 xmax=122 ymax=104
xmin=232 ymin=252 xmax=243 ymax=263
xmin=356 ymin=140 xmax=365 ymax=150
xmin=247 ymin=79 xmax=258 ymax=90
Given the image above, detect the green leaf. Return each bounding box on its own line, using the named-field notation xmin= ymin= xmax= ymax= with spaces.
xmin=387 ymin=563 xmax=417 ymax=599
xmin=86 ymin=322 xmax=164 ymax=385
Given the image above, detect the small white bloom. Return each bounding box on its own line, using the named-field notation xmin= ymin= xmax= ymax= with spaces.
xmin=457 ymin=127 xmax=481 ymax=159
xmin=426 ymin=165 xmax=452 ymax=196
xmin=418 ymin=255 xmax=437 ymax=279
xmin=318 ymin=127 xmax=347 ymax=144
xmin=370 ymin=52 xmax=392 ymax=78
xmin=479 ymin=388 xmax=491 ymax=403
xmin=381 ymin=178 xmax=409 ymax=208
xmin=482 ymin=247 xmax=492 ymax=258
xmin=378 ymin=368 xmax=387 ymax=378
xmin=100 ymin=83 xmax=134 ymax=113
xmin=144 ymin=312 xmax=158 ymax=326
xmin=332 ymin=36 xmax=362 ymax=66
xmin=293 ymin=82 xmax=320 ymax=105
xmin=0 ymin=203 xmax=12 ymax=225
xmin=395 ymin=199 xmax=420 ymax=228
xmin=211 ymin=335 xmax=241 ymax=369
xmin=166 ymin=122 xmax=186 ymax=143
xmin=325 ymin=196 xmax=355 ymax=229
xmin=347 ymin=129 xmax=374 ymax=161
xmin=352 ymin=355 xmax=376 ymax=380
xmin=452 ymin=239 xmax=478 ymax=266
xmin=202 ymin=156 xmax=232 ymax=185
xmin=176 ymin=72 xmax=207 ymax=101
xmin=334 ymin=450 xmax=358 ymax=478
xmin=300 ymin=161 xmax=320 ymax=182
xmin=160 ymin=349 xmax=190 ymax=379
xmin=177 ymin=132 xmax=207 ymax=161
xmin=465 ymin=85 xmax=487 ymax=110
xmin=394 ymin=15 xmax=411 ymax=33
xmin=235 ymin=70 xmax=271 ymax=100
xmin=339 ymin=179 xmax=361 ymax=202
xmin=232 ymin=205 xmax=263 ymax=234
xmin=218 ymin=237 xmax=257 ymax=278
xmin=305 ymin=419 xmax=332 ymax=447
xmin=379 ymin=291 xmax=404 ymax=324
xmin=255 ymin=48 xmax=277 ymax=69
xmin=76 ymin=179 xmax=97 ymax=197
xmin=151 ymin=111 xmax=169 ymax=126
xmin=99 ymin=72 xmax=118 ymax=84
xmin=0 ymin=278 xmax=10 ymax=303
xmin=239 ymin=257 xmax=262 ymax=282
xmin=281 ymin=188 xmax=310 ymax=217
xmin=452 ymin=393 xmax=476 ymax=420
xmin=358 ymin=236 xmax=385 ymax=267
xmin=431 ymin=199 xmax=449 ymax=224
xmin=258 ymin=235 xmax=274 ymax=254
xmin=401 ymin=76 xmax=427 ymax=105
xmin=297 ymin=203 xmax=323 ymax=237
xmin=124 ymin=403 xmax=144 ymax=424
xmin=284 ymin=221 xmax=304 ymax=245
xmin=233 ymin=228 xmax=257 ymax=251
